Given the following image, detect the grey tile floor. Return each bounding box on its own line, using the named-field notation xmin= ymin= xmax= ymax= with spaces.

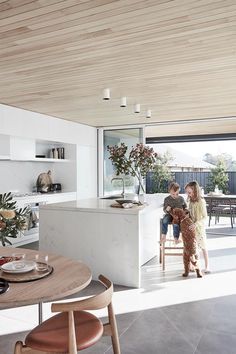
xmin=1 ymin=222 xmax=236 ymax=354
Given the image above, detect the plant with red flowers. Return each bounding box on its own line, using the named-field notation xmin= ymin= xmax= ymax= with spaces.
xmin=107 ymin=143 xmax=158 ymax=193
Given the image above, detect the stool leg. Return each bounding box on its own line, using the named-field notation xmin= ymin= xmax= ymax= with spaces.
xmin=160 ymin=241 xmax=162 ymax=264
xmin=162 ymin=243 xmax=165 ymax=270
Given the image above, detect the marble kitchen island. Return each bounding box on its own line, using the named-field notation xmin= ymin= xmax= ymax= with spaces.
xmin=39 ymin=194 xmax=165 ymax=287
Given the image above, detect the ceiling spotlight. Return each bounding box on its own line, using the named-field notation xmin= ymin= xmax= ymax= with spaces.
xmin=146 ymin=109 xmax=151 ymax=118
xmin=120 ymin=97 xmax=127 ymax=107
xmin=134 ymin=103 xmax=140 ymax=113
xmin=103 ymin=88 xmax=110 ymax=100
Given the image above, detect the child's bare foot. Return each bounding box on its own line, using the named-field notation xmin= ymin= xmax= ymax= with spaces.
xmin=203 ymin=269 xmax=211 ymax=274
xmin=174 ymin=238 xmax=182 ymax=244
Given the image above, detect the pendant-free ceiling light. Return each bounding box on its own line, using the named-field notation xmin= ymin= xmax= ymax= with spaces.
xmin=134 ymin=103 xmax=140 ymax=113
xmin=146 ymin=109 xmax=151 ymax=118
xmin=120 ymin=97 xmax=127 ymax=107
xmin=103 ymin=88 xmax=110 ymax=100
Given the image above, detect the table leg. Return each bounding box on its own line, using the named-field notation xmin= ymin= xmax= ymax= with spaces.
xmin=38 ymin=301 xmax=43 ymax=324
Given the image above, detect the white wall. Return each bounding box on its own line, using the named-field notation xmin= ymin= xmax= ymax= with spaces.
xmin=0 ymin=104 xmax=97 ymax=198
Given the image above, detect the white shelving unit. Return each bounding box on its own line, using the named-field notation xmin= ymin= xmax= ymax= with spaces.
xmin=0 ymin=134 xmax=75 ymax=163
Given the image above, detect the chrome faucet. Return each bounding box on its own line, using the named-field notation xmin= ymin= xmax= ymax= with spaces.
xmin=111 ymin=177 xmax=125 ymax=197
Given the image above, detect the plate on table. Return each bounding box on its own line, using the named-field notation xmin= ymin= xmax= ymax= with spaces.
xmin=1 ymin=260 xmax=36 ymax=274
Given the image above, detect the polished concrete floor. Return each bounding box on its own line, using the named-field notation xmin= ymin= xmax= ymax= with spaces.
xmin=1 ymin=222 xmax=236 ymax=354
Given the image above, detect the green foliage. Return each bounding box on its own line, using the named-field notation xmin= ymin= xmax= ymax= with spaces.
xmin=203 ymin=152 xmax=236 ymax=171
xmin=207 ymin=159 xmax=229 ymax=193
xmin=152 ymin=151 xmax=174 ymax=193
xmin=107 ymin=143 xmax=158 ymax=192
xmin=0 ymin=192 xmax=30 ymax=246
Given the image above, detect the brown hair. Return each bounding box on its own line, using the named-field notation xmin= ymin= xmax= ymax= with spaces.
xmin=168 ymin=182 xmax=180 ymax=192
xmin=185 ymin=181 xmax=201 ymax=201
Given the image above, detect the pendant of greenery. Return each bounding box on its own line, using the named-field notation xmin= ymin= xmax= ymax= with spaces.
xmin=0 ymin=192 xmax=30 ymax=246
xmin=107 ymin=143 xmax=158 ymax=193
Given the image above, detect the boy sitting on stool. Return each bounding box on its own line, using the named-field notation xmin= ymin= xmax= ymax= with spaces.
xmin=161 ymin=182 xmax=187 ymax=244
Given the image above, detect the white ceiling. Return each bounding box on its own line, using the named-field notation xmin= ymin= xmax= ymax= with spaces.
xmin=0 ymin=0 xmax=236 ymax=136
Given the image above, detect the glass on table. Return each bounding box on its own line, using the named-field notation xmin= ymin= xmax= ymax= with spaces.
xmin=35 ymin=254 xmax=49 ymax=272
xmin=12 ymin=253 xmax=26 ymax=261
xmin=11 ymin=253 xmax=26 ymax=270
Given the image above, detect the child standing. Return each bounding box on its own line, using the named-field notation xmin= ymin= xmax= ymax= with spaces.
xmin=185 ymin=181 xmax=210 ymax=273
xmin=161 ymin=182 xmax=187 ymax=244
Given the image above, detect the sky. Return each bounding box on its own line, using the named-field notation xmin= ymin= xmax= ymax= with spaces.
xmin=151 ymin=140 xmax=236 ymax=161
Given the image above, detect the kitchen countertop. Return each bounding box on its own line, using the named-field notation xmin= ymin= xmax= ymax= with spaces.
xmin=40 ymin=198 xmax=144 ymax=214
xmin=12 ymin=191 xmax=77 ymax=204
xmin=40 ymin=194 xmax=165 ymax=214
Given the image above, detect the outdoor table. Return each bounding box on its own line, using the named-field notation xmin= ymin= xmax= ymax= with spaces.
xmin=204 ymin=195 xmax=236 ymax=228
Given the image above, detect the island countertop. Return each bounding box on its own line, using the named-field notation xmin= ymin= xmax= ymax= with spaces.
xmin=39 ymin=193 xmax=166 ymax=287
xmin=40 ymin=194 xmax=165 ymax=214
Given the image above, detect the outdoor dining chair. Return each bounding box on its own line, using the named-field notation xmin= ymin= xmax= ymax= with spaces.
xmin=205 ymin=197 xmax=236 ymax=228
xmin=14 ymin=274 xmax=121 ymax=354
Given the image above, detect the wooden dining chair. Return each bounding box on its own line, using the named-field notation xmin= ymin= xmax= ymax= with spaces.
xmin=14 ymin=274 xmax=121 ymax=354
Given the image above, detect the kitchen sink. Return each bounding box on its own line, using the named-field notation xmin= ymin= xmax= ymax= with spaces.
xmin=100 ymin=195 xmax=123 ymax=200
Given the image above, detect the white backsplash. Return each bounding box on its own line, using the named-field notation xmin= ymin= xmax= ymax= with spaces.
xmin=0 ymin=161 xmax=60 ymax=194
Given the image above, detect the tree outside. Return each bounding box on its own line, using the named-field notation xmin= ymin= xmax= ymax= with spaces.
xmin=151 ymin=151 xmax=174 ymax=193
xmin=206 ymin=158 xmax=229 ymax=194
xmin=203 ymin=152 xmax=236 ymax=171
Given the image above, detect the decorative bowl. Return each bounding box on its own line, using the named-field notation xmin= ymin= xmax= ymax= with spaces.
xmin=115 ymin=199 xmax=134 ymax=205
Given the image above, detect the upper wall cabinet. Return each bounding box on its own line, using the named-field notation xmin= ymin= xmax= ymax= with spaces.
xmin=11 ymin=136 xmax=35 ymax=160
xmin=0 ymin=134 xmax=11 ymax=159
xmin=0 ymin=134 xmax=75 ymax=162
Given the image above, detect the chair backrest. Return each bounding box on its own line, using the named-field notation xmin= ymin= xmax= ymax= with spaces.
xmin=51 ymin=275 xmax=116 ymax=354
xmin=51 ymin=274 xmax=113 ymax=313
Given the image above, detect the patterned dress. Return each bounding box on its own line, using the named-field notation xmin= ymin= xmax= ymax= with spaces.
xmin=188 ymin=198 xmax=208 ymax=250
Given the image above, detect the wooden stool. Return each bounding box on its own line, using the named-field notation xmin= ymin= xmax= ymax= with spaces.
xmin=159 ymin=219 xmax=183 ymax=271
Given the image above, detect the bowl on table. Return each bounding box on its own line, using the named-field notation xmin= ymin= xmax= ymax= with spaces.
xmin=115 ymin=199 xmax=134 ymax=206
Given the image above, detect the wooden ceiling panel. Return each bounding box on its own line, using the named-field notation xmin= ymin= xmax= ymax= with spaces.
xmin=0 ymin=0 xmax=236 ymax=135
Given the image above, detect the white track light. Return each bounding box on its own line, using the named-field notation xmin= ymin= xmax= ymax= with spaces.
xmin=120 ymin=97 xmax=127 ymax=107
xmin=146 ymin=109 xmax=151 ymax=118
xmin=103 ymin=88 xmax=110 ymax=100
xmin=134 ymin=103 xmax=140 ymax=113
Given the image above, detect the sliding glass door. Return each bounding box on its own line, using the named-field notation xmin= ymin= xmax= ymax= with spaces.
xmin=99 ymin=127 xmax=144 ymax=196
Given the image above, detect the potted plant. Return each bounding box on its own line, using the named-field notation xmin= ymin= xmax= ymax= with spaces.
xmin=0 ymin=192 xmax=30 ymax=246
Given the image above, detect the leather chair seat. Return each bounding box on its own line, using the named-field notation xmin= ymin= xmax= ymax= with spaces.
xmin=25 ymin=311 xmax=103 ymax=352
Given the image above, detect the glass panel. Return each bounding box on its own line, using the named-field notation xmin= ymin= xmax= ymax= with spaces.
xmin=103 ymin=128 xmax=143 ymax=196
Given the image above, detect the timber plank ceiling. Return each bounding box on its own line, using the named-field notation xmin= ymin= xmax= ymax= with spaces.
xmin=0 ymin=0 xmax=236 ymax=136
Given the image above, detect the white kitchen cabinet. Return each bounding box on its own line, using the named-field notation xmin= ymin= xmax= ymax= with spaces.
xmin=0 ymin=134 xmax=34 ymax=160
xmin=0 ymin=134 xmax=10 ymax=159
xmin=0 ymin=134 xmax=75 ymax=162
xmin=10 ymin=136 xmax=35 ymax=160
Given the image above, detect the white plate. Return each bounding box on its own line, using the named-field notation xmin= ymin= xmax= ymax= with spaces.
xmin=1 ymin=260 xmax=36 ymax=273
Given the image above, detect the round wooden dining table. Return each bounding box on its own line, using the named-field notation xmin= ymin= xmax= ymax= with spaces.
xmin=0 ymin=246 xmax=92 ymax=322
